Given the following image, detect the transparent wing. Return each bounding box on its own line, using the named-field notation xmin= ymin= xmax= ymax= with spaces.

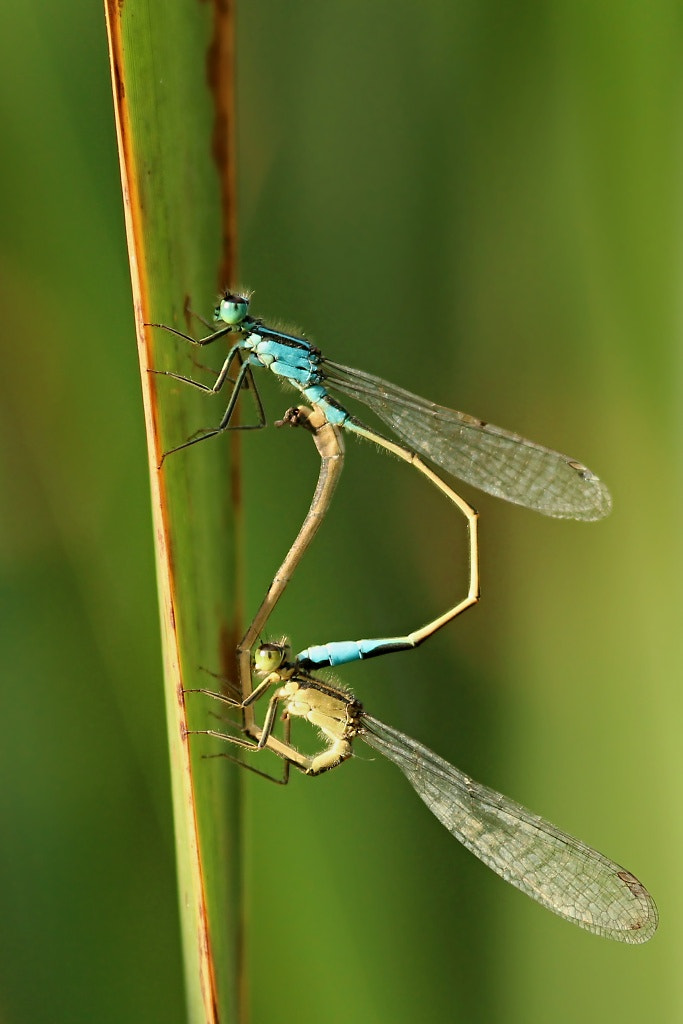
xmin=361 ymin=716 xmax=657 ymax=942
xmin=323 ymin=360 xmax=611 ymax=520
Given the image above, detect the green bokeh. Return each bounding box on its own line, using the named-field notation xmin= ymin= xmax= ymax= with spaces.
xmin=0 ymin=1 xmax=679 ymax=1022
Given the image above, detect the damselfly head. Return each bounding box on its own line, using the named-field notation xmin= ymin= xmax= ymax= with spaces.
xmin=214 ymin=290 xmax=250 ymax=326
xmin=253 ymin=640 xmax=290 ymax=676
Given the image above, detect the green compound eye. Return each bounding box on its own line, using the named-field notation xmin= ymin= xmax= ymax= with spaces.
xmin=253 ymin=642 xmax=288 ymax=674
xmin=216 ymin=292 xmax=249 ymax=325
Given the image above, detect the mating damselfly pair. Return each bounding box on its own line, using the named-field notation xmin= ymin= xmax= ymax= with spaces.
xmin=151 ymin=292 xmax=656 ymax=942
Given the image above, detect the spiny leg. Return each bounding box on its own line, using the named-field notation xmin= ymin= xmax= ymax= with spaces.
xmin=191 ymin=729 xmax=292 ymax=786
xmin=146 ymin=321 xmax=235 ymax=347
xmin=148 ymin=319 xmax=268 ymax=458
xmin=186 ymin=685 xmax=317 ymax=776
xmin=155 ymin=355 xmax=267 ymax=464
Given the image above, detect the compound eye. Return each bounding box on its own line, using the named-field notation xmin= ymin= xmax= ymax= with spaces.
xmin=253 ymin=642 xmax=288 ymax=674
xmin=216 ymin=292 xmax=249 ymax=325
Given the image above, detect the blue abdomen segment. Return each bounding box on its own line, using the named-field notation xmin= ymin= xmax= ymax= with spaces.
xmin=301 ymin=390 xmax=350 ymax=427
xmin=296 ymin=637 xmax=415 ymax=671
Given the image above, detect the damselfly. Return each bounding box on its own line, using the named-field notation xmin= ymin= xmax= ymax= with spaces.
xmin=190 ymin=640 xmax=657 ymax=943
xmin=150 ymin=292 xmax=610 ymax=520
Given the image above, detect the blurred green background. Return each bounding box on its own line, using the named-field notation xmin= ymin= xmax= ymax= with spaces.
xmin=0 ymin=1 xmax=679 ymax=1021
